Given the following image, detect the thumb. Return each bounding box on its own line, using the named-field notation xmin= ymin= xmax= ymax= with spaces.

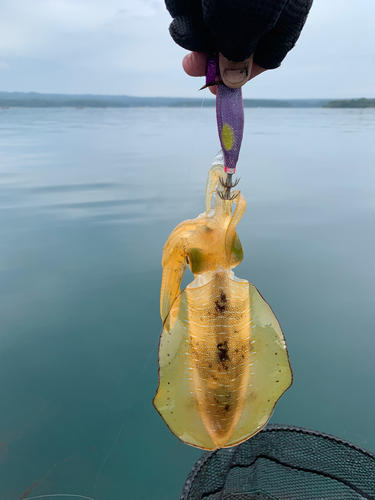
xmin=219 ymin=53 xmax=253 ymax=88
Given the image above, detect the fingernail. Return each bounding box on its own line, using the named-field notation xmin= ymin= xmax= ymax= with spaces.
xmin=223 ymin=67 xmax=248 ymax=85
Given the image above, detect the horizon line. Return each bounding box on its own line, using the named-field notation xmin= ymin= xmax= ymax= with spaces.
xmin=1 ymin=91 xmax=373 ymax=100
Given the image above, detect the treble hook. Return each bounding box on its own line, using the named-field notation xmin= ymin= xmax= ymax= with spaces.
xmin=218 ymin=175 xmax=240 ymax=200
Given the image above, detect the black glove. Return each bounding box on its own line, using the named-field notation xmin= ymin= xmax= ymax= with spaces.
xmin=165 ymin=0 xmax=313 ymax=68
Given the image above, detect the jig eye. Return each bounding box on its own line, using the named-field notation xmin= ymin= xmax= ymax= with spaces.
xmin=186 ymin=255 xmax=190 ymax=265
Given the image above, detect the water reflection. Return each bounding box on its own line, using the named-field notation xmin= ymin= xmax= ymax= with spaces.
xmin=0 ymin=107 xmax=374 ymax=499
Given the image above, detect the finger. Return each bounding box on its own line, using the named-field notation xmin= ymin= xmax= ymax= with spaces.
xmin=219 ymin=53 xmax=253 ymax=88
xmin=182 ymin=52 xmax=207 ymax=77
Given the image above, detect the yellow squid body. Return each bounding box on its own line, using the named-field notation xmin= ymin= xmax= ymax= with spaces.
xmin=153 ymin=163 xmax=292 ymax=450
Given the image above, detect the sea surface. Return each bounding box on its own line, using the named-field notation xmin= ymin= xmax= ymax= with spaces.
xmin=0 ymin=106 xmax=374 ymax=500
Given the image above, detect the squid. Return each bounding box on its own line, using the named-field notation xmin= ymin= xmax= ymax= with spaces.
xmin=153 ymin=158 xmax=292 ymax=450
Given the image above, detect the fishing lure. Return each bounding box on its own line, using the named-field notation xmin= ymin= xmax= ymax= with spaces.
xmin=153 ymin=156 xmax=292 ymax=450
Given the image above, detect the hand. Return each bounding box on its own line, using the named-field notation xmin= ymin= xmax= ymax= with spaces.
xmin=165 ymin=0 xmax=313 ymax=88
xmin=182 ymin=52 xmax=267 ymax=94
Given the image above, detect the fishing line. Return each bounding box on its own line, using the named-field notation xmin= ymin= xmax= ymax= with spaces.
xmin=180 ymin=89 xmax=207 ymax=222
xmin=93 ymin=96 xmax=204 ymax=496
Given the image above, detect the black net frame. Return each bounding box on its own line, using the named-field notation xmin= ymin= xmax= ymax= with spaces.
xmin=181 ymin=424 xmax=375 ymax=500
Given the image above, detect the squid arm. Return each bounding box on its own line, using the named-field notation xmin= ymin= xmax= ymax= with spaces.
xmin=160 ymin=232 xmax=188 ymax=331
xmin=225 ymin=192 xmax=246 ymax=260
xmin=205 ymin=164 xmax=224 ymax=213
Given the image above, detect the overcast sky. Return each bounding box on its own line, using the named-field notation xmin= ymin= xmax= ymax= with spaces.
xmin=0 ymin=0 xmax=374 ymax=98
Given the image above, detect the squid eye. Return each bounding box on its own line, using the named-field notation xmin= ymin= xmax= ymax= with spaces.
xmin=186 ymin=255 xmax=190 ymax=265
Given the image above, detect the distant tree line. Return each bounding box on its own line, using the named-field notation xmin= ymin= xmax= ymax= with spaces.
xmin=324 ymin=98 xmax=375 ymax=108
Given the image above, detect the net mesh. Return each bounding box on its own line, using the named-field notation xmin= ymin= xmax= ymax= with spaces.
xmin=181 ymin=424 xmax=375 ymax=500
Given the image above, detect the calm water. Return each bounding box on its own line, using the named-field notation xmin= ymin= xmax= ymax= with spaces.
xmin=0 ymin=106 xmax=374 ymax=500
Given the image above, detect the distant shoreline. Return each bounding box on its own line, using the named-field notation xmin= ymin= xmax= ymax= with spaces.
xmin=323 ymin=98 xmax=375 ymax=108
xmin=0 ymin=92 xmax=374 ymax=109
